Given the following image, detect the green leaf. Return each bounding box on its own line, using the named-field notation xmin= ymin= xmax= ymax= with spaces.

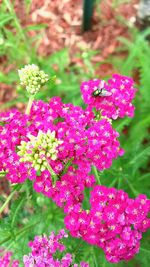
xmin=24 ymin=24 xmax=47 ymax=32
xmin=0 ymin=14 xmax=13 ymax=26
xmin=129 ymin=146 xmax=150 ymax=165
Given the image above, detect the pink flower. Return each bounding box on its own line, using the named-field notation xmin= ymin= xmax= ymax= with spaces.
xmin=23 ymin=230 xmax=89 ymax=267
xmin=0 ymin=249 xmax=19 ymax=267
xmin=65 ymin=185 xmax=150 ymax=263
xmin=80 ymin=74 xmax=136 ymax=120
xmin=0 ymin=97 xmax=122 ymax=208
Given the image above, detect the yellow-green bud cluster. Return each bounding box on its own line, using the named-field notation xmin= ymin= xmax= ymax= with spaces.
xmin=18 ymin=64 xmax=49 ymax=95
xmin=17 ymin=130 xmax=62 ymax=172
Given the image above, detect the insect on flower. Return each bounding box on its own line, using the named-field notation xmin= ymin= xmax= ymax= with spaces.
xmin=92 ymin=80 xmax=112 ymax=97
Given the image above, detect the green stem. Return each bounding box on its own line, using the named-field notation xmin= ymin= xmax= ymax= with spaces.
xmin=138 ymin=172 xmax=150 ymax=181
xmin=109 ymin=177 xmax=117 ymax=188
xmin=102 ymin=262 xmax=106 ymax=267
xmin=25 ymin=96 xmax=34 ymax=115
xmin=0 ymin=171 xmax=7 ymax=177
xmin=46 ymin=161 xmax=58 ymax=185
xmin=0 ymin=185 xmax=21 ymax=215
xmin=11 ymin=196 xmax=25 ymax=227
xmin=0 ymin=221 xmax=40 ymax=246
xmin=61 ymin=157 xmax=74 ymax=176
xmin=0 ymin=191 xmax=15 ymax=215
xmin=117 ymin=176 xmax=122 ymax=189
xmin=73 ymin=239 xmax=84 ymax=258
xmin=126 ymin=178 xmax=139 ymax=196
xmin=92 ymin=165 xmax=101 ymax=185
xmin=4 ymin=0 xmax=27 ymax=43
xmin=92 ymin=247 xmax=99 ymax=267
xmin=140 ymin=247 xmax=150 ymax=254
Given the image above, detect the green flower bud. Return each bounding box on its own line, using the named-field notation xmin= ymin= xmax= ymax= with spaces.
xmin=18 ymin=64 xmax=49 ymax=95
xmin=17 ymin=130 xmax=62 ymax=172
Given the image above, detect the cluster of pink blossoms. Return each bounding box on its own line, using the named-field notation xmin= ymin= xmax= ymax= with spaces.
xmin=0 ymin=231 xmax=89 ymax=267
xmin=1 ymin=72 xmax=147 ymax=264
xmin=80 ymin=74 xmax=136 ymax=119
xmin=0 ymin=249 xmax=19 ymax=267
xmin=23 ymin=229 xmax=89 ymax=267
xmin=65 ymin=185 xmax=150 ymax=263
xmin=0 ymin=96 xmax=123 ymax=209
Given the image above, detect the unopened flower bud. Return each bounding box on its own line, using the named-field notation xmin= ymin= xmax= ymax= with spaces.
xmin=18 ymin=64 xmax=49 ymax=95
xmin=17 ymin=130 xmax=62 ymax=172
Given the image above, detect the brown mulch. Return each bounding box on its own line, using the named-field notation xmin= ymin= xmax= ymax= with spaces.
xmin=0 ymin=0 xmax=139 ymax=108
xmin=28 ymin=0 xmax=138 ymax=60
xmin=0 ymin=0 xmax=139 ymax=110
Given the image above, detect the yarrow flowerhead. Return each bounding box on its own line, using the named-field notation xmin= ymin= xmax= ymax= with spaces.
xmin=1 ymin=68 xmax=150 ymax=265
xmin=80 ymin=74 xmax=136 ymax=120
xmin=17 ymin=130 xmax=62 ymax=172
xmin=0 ymin=97 xmax=122 ymax=208
xmin=23 ymin=229 xmax=89 ymax=267
xmin=18 ymin=64 xmax=49 ymax=95
xmin=65 ymin=185 xmax=150 ymax=263
xmin=0 ymin=249 xmax=19 ymax=267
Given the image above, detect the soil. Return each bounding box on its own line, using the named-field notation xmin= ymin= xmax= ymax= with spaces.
xmin=0 ymin=0 xmax=139 ymax=110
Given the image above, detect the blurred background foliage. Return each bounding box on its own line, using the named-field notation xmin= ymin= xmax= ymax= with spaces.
xmin=0 ymin=0 xmax=150 ymax=266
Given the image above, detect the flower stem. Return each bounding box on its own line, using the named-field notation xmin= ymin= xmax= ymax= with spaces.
xmin=92 ymin=247 xmax=99 ymax=267
xmin=92 ymin=165 xmax=101 ymax=185
xmin=73 ymin=239 xmax=84 ymax=259
xmin=117 ymin=176 xmax=122 ymax=189
xmin=61 ymin=157 xmax=74 ymax=176
xmin=4 ymin=0 xmax=29 ymax=44
xmin=46 ymin=161 xmax=58 ymax=185
xmin=0 ymin=221 xmax=40 ymax=246
xmin=0 ymin=191 xmax=15 ymax=215
xmin=140 ymin=247 xmax=150 ymax=254
xmin=109 ymin=177 xmax=117 ymax=188
xmin=0 ymin=171 xmax=7 ymax=177
xmin=0 ymin=185 xmax=21 ymax=215
xmin=126 ymin=178 xmax=139 ymax=196
xmin=25 ymin=96 xmax=34 ymax=115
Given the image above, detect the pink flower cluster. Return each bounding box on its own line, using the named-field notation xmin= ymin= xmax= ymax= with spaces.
xmin=80 ymin=74 xmax=136 ymax=120
xmin=0 ymin=249 xmax=19 ymax=267
xmin=34 ymin=167 xmax=95 ymax=208
xmin=23 ymin=229 xmax=89 ymax=267
xmin=0 ymin=97 xmax=123 ymax=209
xmin=0 ymin=110 xmax=33 ymax=184
xmin=1 ymin=74 xmax=142 ymax=264
xmin=65 ymin=186 xmax=150 ymax=263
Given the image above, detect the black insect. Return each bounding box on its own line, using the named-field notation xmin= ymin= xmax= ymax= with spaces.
xmin=92 ymin=81 xmax=112 ymax=97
